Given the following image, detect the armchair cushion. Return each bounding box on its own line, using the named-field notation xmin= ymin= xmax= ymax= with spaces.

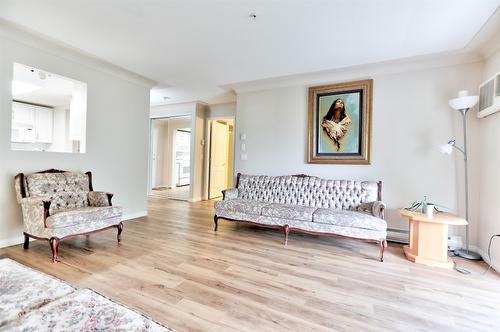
xmin=24 ymin=172 xmax=91 ymax=214
xmin=25 ymin=173 xmax=67 ymax=196
xmin=45 ymin=206 xmax=123 ymax=229
xmin=50 ymin=191 xmax=87 ymax=214
xmin=88 ymin=191 xmax=112 ymax=207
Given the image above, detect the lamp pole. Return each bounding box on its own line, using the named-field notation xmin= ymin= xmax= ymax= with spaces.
xmin=454 ymin=107 xmax=481 ymax=260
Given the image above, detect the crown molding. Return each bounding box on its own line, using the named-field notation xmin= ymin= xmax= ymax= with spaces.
xmin=465 ymin=6 xmax=500 ymax=59
xmin=221 ymin=50 xmax=483 ymax=94
xmin=0 ymin=19 xmax=158 ymax=88
xmin=149 ymin=100 xmax=209 ymax=118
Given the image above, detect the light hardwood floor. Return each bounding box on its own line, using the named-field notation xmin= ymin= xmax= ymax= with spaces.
xmin=1 ymin=198 xmax=500 ymax=331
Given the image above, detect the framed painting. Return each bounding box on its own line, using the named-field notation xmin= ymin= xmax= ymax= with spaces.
xmin=308 ymin=79 xmax=372 ymax=164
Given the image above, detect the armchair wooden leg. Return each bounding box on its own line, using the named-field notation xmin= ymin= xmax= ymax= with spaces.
xmin=380 ymin=239 xmax=387 ymax=262
xmin=49 ymin=237 xmax=59 ymax=263
xmin=117 ymin=222 xmax=124 ymax=243
xmin=23 ymin=233 xmax=29 ymax=250
xmin=284 ymin=225 xmax=290 ymax=246
xmin=214 ymin=215 xmax=218 ymax=231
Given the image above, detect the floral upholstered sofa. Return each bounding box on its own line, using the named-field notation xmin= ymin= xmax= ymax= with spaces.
xmin=14 ymin=169 xmax=123 ymax=262
xmin=214 ymin=174 xmax=388 ymax=261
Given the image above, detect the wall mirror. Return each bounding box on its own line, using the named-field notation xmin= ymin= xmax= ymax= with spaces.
xmin=11 ymin=63 xmax=87 ymax=153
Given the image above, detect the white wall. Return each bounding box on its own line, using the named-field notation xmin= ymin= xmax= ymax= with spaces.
xmin=476 ymin=47 xmax=500 ymax=271
xmin=192 ymin=103 xmax=207 ymax=201
xmin=207 ymin=102 xmax=236 ymax=119
xmin=0 ymin=23 xmax=154 ymax=247
xmin=234 ymin=61 xmax=483 ymax=233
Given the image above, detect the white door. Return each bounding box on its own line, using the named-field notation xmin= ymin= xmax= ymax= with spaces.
xmin=209 ymin=121 xmax=229 ymax=199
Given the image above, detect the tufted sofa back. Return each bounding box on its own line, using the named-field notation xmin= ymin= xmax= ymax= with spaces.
xmin=237 ymin=174 xmax=380 ymax=210
xmin=19 ymin=172 xmax=91 ymax=214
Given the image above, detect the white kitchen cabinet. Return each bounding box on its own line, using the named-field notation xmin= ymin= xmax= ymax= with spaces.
xmin=11 ymin=102 xmax=53 ymax=144
xmin=12 ymin=102 xmax=35 ymax=125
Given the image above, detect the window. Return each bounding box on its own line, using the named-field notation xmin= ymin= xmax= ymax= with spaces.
xmin=11 ymin=63 xmax=87 ymax=153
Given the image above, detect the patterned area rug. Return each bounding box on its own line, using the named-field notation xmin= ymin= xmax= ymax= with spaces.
xmin=0 ymin=258 xmax=173 ymax=331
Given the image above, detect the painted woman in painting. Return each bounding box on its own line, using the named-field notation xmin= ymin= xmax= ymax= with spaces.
xmin=321 ymin=98 xmax=351 ymax=150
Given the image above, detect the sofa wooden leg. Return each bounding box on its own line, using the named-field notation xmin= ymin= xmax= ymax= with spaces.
xmin=284 ymin=225 xmax=290 ymax=246
xmin=214 ymin=215 xmax=219 ymax=231
xmin=23 ymin=233 xmax=29 ymax=250
xmin=49 ymin=237 xmax=59 ymax=263
xmin=117 ymin=222 xmax=124 ymax=243
xmin=380 ymin=239 xmax=387 ymax=262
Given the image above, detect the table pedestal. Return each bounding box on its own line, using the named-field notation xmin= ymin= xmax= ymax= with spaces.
xmin=399 ymin=209 xmax=467 ymax=269
xmin=403 ymin=220 xmax=453 ymax=269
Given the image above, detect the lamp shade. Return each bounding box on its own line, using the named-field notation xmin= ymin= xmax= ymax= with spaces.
xmin=440 ymin=143 xmax=454 ymax=155
xmin=449 ymin=90 xmax=479 ymax=110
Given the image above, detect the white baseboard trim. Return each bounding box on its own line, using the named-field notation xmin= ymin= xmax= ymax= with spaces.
xmin=0 ymin=210 xmax=148 ymax=249
xmin=470 ymin=245 xmax=499 ymax=273
xmin=122 ymin=211 xmax=148 ymax=221
xmin=0 ymin=235 xmax=33 ymax=249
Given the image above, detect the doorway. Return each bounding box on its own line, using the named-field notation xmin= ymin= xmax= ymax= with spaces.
xmin=208 ymin=119 xmax=234 ymax=199
xmin=150 ymin=116 xmax=191 ymax=200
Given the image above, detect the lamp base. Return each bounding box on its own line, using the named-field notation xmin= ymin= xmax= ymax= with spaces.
xmin=454 ymin=249 xmax=481 ymax=260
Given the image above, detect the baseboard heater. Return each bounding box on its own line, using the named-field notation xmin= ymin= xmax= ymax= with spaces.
xmin=387 ymin=228 xmax=409 ymax=244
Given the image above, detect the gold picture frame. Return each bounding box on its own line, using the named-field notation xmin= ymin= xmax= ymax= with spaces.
xmin=308 ymin=79 xmax=373 ymax=164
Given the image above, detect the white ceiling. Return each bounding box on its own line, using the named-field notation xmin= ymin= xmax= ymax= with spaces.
xmin=0 ymin=0 xmax=498 ymax=105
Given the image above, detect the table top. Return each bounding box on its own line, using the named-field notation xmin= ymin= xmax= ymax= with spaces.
xmin=398 ymin=209 xmax=468 ymax=226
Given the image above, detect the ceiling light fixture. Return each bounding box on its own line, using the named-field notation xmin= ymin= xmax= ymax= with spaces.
xmin=249 ymin=12 xmax=257 ymax=21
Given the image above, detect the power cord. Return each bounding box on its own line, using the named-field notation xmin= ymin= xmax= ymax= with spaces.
xmin=450 ymin=234 xmax=500 ymax=275
xmin=480 ymin=234 xmax=500 ymax=276
xmin=451 ymin=256 xmax=471 ymax=275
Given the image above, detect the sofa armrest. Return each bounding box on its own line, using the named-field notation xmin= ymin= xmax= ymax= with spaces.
xmin=20 ymin=197 xmax=51 ymax=228
xmin=354 ymin=201 xmax=386 ymax=219
xmin=222 ymin=188 xmax=238 ymax=200
xmin=88 ymin=191 xmax=113 ymax=207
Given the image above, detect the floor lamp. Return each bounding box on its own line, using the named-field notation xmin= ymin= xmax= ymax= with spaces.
xmin=440 ymin=90 xmax=481 ymax=260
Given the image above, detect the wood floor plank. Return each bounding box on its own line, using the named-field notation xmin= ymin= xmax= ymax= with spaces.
xmin=1 ymin=198 xmax=499 ymax=331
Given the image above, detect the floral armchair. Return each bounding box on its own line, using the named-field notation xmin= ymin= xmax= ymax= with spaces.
xmin=14 ymin=169 xmax=123 ymax=262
